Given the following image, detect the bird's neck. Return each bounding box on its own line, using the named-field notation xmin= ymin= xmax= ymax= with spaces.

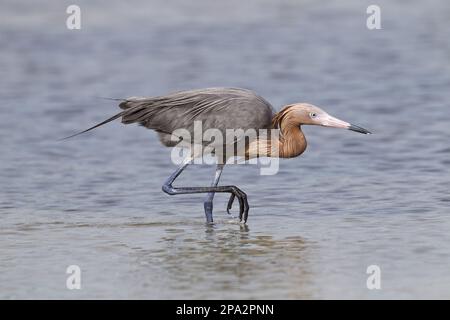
xmin=275 ymin=123 xmax=307 ymax=158
xmin=244 ymin=114 xmax=307 ymax=159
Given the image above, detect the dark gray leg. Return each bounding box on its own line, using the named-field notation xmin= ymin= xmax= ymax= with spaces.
xmin=203 ymin=164 xmax=224 ymax=222
xmin=162 ymin=159 xmax=249 ymax=223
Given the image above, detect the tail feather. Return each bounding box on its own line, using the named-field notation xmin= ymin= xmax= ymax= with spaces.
xmin=60 ymin=111 xmax=125 ymax=140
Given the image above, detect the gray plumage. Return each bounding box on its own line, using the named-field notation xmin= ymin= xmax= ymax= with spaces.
xmin=64 ymin=88 xmax=275 ymax=149
xmin=120 ymin=87 xmax=274 ymax=147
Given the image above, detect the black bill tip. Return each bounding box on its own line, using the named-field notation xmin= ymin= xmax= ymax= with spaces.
xmin=348 ymin=124 xmax=371 ymax=134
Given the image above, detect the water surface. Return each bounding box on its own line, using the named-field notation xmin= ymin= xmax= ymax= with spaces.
xmin=1 ymin=0 xmax=450 ymax=299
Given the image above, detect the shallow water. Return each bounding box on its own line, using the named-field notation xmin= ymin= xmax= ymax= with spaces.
xmin=1 ymin=0 xmax=450 ymax=299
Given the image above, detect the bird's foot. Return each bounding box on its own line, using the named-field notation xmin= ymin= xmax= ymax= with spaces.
xmin=226 ymin=187 xmax=249 ymax=223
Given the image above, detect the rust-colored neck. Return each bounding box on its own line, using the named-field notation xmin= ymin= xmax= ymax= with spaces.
xmin=276 ymin=123 xmax=307 ymax=158
xmin=271 ymin=110 xmax=307 ymax=158
xmin=244 ymin=109 xmax=308 ymax=159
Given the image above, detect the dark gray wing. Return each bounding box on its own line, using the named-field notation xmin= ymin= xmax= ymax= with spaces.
xmin=119 ymin=87 xmax=275 ymax=146
xmin=61 ymin=88 xmax=275 ymax=144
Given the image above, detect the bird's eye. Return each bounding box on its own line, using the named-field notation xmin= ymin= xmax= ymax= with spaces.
xmin=310 ymin=112 xmax=317 ymax=118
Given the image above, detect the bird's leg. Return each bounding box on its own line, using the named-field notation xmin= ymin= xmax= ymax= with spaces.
xmin=203 ymin=164 xmax=224 ymax=223
xmin=162 ymin=158 xmax=249 ymax=223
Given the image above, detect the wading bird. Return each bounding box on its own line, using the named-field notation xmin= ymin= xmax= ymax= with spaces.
xmin=65 ymin=87 xmax=370 ymax=224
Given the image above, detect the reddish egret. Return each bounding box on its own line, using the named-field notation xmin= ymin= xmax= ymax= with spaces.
xmin=65 ymin=87 xmax=370 ymax=224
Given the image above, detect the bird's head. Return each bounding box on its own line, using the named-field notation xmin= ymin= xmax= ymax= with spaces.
xmin=273 ymin=103 xmax=371 ymax=134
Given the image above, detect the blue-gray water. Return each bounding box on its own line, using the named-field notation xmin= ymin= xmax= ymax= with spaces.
xmin=1 ymin=0 xmax=450 ymax=299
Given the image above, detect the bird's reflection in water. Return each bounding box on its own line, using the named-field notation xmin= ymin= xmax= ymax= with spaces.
xmin=138 ymin=220 xmax=314 ymax=299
